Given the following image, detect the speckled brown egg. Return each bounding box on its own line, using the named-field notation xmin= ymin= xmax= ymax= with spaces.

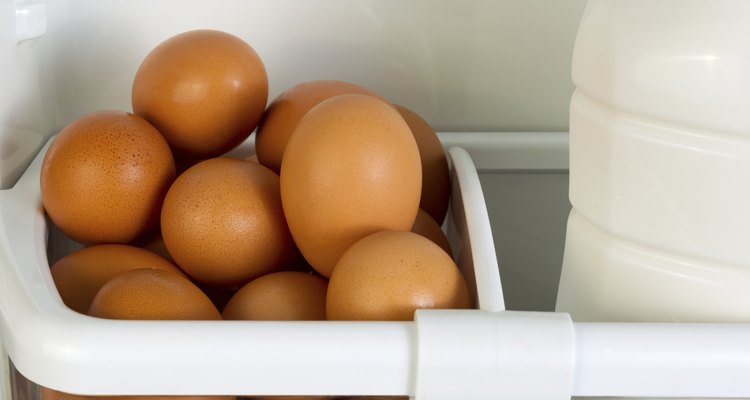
xmin=50 ymin=244 xmax=183 ymax=314
xmin=326 ymin=230 xmax=470 ymax=321
xmin=132 ymin=29 xmax=268 ymax=158
xmin=40 ymin=111 xmax=175 ymax=244
xmin=222 ymin=271 xmax=328 ymax=321
xmin=88 ymin=268 xmax=221 ymax=320
xmin=411 ymin=208 xmax=453 ymax=257
xmin=255 ymin=80 xmax=382 ymax=174
xmin=280 ymin=94 xmax=421 ymax=278
xmin=395 ymin=105 xmax=450 ymax=225
xmin=161 ymin=158 xmax=296 ymax=287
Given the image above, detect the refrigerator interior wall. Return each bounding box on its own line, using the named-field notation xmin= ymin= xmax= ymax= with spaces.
xmin=0 ymin=0 xmax=584 ymax=315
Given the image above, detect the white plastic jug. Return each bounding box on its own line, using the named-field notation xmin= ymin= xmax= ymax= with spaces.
xmin=557 ymin=0 xmax=750 ymax=323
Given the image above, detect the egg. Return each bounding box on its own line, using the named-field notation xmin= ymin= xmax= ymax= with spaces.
xmin=137 ymin=230 xmax=175 ymax=263
xmin=39 ymin=387 xmax=94 ymax=400
xmin=280 ymin=94 xmax=422 ymax=278
xmin=411 ymin=208 xmax=453 ymax=257
xmin=245 ymin=397 xmax=333 ymax=400
xmin=132 ymin=29 xmax=268 ymax=158
xmin=161 ymin=158 xmax=296 ymax=287
xmin=326 ymin=231 xmax=470 ymax=321
xmin=40 ymin=111 xmax=175 ymax=244
xmin=255 ymin=80 xmax=382 ymax=174
xmin=222 ymin=271 xmax=328 ymax=321
xmin=50 ymin=244 xmax=183 ymax=314
xmin=395 ymin=105 xmax=450 ymax=225
xmin=245 ymin=397 xmax=332 ymax=400
xmin=88 ymin=268 xmax=221 ymax=320
xmin=107 ymin=396 xmax=234 ymax=400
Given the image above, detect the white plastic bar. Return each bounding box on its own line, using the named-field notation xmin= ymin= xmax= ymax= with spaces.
xmin=439 ymin=132 xmax=569 ymax=171
xmin=415 ymin=310 xmax=575 ymax=400
xmin=573 ymin=322 xmax=750 ymax=397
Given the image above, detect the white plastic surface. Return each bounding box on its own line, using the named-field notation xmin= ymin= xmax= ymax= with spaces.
xmin=414 ymin=309 xmax=574 ymax=400
xmin=0 ymin=140 xmax=502 ymax=396
xmin=572 ymin=0 xmax=750 ymax=137
xmin=447 ymin=147 xmax=504 ymax=312
xmin=0 ymin=341 xmax=9 ymax=400
xmin=573 ymin=322 xmax=750 ymax=398
xmin=14 ymin=2 xmax=46 ymax=42
xmin=569 ymin=90 xmax=750 ymax=269
xmin=558 ymin=211 xmax=750 ymax=323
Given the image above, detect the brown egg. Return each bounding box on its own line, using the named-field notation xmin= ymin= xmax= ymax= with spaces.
xmin=88 ymin=269 xmax=221 ymax=320
xmin=280 ymin=94 xmax=421 ymax=278
xmin=244 ymin=397 xmax=332 ymax=400
xmin=40 ymin=111 xmax=175 ymax=244
xmin=51 ymin=244 xmax=183 ymax=314
xmin=132 ymin=29 xmax=268 ymax=158
xmin=161 ymin=158 xmax=296 ymax=287
xmin=245 ymin=397 xmax=333 ymax=400
xmin=39 ymin=387 xmax=96 ymax=400
xmin=136 ymin=230 xmax=174 ymax=263
xmin=107 ymin=396 xmax=234 ymax=400
xmin=411 ymin=208 xmax=453 ymax=257
xmin=395 ymin=105 xmax=450 ymax=225
xmin=327 ymin=231 xmax=470 ymax=321
xmin=255 ymin=80 xmax=382 ymax=174
xmin=222 ymin=271 xmax=328 ymax=321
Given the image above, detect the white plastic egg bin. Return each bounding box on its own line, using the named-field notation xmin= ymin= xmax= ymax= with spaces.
xmin=0 ymin=136 xmax=511 ymax=398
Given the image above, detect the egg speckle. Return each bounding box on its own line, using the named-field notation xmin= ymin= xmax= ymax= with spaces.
xmin=255 ymin=80 xmax=382 ymax=174
xmin=326 ymin=230 xmax=470 ymax=321
xmin=411 ymin=208 xmax=453 ymax=257
xmin=280 ymin=94 xmax=422 ymax=278
xmin=222 ymin=271 xmax=328 ymax=320
xmin=395 ymin=105 xmax=450 ymax=225
xmin=132 ymin=30 xmax=268 ymax=158
xmin=161 ymin=158 xmax=296 ymax=287
xmin=40 ymin=111 xmax=175 ymax=244
xmin=51 ymin=244 xmax=183 ymax=314
xmin=88 ymin=268 xmax=222 ymax=320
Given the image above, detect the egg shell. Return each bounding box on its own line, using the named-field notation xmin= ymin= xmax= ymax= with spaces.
xmin=395 ymin=105 xmax=450 ymax=225
xmin=280 ymin=94 xmax=422 ymax=278
xmin=161 ymin=158 xmax=297 ymax=287
xmin=222 ymin=271 xmax=328 ymax=321
xmin=245 ymin=397 xmax=334 ymax=400
xmin=50 ymin=244 xmax=183 ymax=314
xmin=255 ymin=80 xmax=382 ymax=174
xmin=326 ymin=230 xmax=471 ymax=321
xmin=411 ymin=208 xmax=453 ymax=257
xmin=132 ymin=29 xmax=268 ymax=158
xmin=136 ymin=230 xmax=175 ymax=263
xmin=107 ymin=396 xmax=234 ymax=400
xmin=40 ymin=110 xmax=176 ymax=244
xmin=88 ymin=268 xmax=221 ymax=320
xmin=39 ymin=387 xmax=95 ymax=400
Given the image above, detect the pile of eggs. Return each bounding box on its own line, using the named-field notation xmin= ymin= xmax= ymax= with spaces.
xmin=40 ymin=29 xmax=470 ymax=326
